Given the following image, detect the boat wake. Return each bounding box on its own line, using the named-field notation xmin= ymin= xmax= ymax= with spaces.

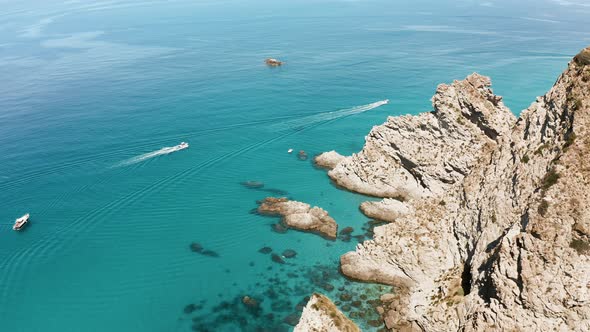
xmin=271 ymin=99 xmax=389 ymax=131
xmin=114 ymin=143 xmax=188 ymax=167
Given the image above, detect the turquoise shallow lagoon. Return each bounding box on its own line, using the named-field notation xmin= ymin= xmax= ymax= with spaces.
xmin=0 ymin=0 xmax=589 ymax=331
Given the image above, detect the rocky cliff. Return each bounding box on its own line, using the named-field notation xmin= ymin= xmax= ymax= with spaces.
xmin=295 ymin=293 xmax=360 ymax=332
xmin=308 ymin=46 xmax=590 ymax=331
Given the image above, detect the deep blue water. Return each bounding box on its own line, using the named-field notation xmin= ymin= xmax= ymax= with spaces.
xmin=0 ymin=0 xmax=588 ymax=331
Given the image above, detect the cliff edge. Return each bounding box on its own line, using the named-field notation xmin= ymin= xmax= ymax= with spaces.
xmin=311 ymin=46 xmax=590 ymax=331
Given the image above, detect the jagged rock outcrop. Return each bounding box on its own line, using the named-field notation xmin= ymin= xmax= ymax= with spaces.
xmin=328 ymin=73 xmax=515 ymax=200
xmin=257 ymin=198 xmax=338 ymax=239
xmin=315 ymin=150 xmax=346 ymax=170
xmin=294 ymin=293 xmax=360 ymax=332
xmin=312 ymin=47 xmax=590 ymax=331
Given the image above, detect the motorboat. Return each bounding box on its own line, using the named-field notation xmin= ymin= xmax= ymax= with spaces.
xmin=13 ymin=213 xmax=29 ymax=231
xmin=178 ymin=142 xmax=189 ymax=150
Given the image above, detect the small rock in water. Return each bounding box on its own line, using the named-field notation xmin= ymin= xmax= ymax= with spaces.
xmin=339 ymin=227 xmax=354 ymax=235
xmin=271 ymin=253 xmax=286 ymax=264
xmin=283 ymin=313 xmax=300 ymax=326
xmin=271 ymin=223 xmax=288 ymax=234
xmin=184 ymin=303 xmax=197 ymax=314
xmin=297 ymin=150 xmax=308 ymax=161
xmin=259 ymin=246 xmax=273 ymax=254
xmin=200 ymin=249 xmax=220 ymax=257
xmin=321 ymin=283 xmax=335 ymax=292
xmin=189 ymin=243 xmax=203 ymax=252
xmin=242 ymin=296 xmax=260 ymax=309
xmin=241 ymin=181 xmax=265 ymax=189
xmin=282 ymin=249 xmax=297 ymax=258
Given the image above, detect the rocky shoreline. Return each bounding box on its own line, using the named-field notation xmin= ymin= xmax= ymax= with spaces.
xmin=296 ymin=46 xmax=590 ymax=331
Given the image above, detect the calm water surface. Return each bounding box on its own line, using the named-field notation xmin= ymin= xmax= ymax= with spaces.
xmin=0 ymin=0 xmax=588 ymax=331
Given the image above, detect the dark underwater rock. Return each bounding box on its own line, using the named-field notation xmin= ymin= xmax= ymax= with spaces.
xmin=200 ymin=249 xmax=219 ymax=257
xmin=272 ymin=223 xmax=289 ymax=234
xmin=184 ymin=303 xmax=197 ymax=314
xmin=340 ymin=226 xmax=354 ymax=235
xmin=282 ymin=249 xmax=297 ymax=258
xmin=271 ymin=253 xmax=286 ymax=264
xmin=241 ymin=181 xmax=265 ymax=189
xmin=297 ymin=150 xmax=308 ymax=161
xmin=258 ymin=246 xmax=273 ymax=254
xmin=283 ymin=313 xmax=300 ymax=326
xmin=189 ymin=242 xmax=203 ymax=252
xmin=321 ymin=283 xmax=335 ymax=292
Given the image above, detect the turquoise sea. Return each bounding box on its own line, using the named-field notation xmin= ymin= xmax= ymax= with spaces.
xmin=0 ymin=0 xmax=588 ymax=331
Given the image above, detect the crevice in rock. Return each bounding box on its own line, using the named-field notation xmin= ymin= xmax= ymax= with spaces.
xmin=520 ymin=210 xmax=530 ymax=232
xmin=390 ymin=142 xmax=429 ymax=190
xmin=461 ymin=260 xmax=472 ymax=296
xmin=458 ymin=100 xmax=500 ymax=140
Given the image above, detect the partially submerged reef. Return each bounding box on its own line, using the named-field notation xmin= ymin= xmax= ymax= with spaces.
xmin=301 ymin=46 xmax=590 ymax=330
xmin=257 ymin=197 xmax=338 ymax=239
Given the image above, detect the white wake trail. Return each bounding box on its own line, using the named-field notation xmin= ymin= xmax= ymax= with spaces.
xmin=114 ymin=145 xmax=185 ymax=167
xmin=272 ymin=99 xmax=389 ymax=131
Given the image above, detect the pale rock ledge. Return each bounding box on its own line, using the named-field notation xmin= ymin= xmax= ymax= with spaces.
xmin=294 ymin=293 xmax=360 ymax=332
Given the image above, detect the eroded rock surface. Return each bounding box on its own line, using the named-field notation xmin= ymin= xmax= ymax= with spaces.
xmin=359 ymin=198 xmax=413 ymax=223
xmin=294 ymin=293 xmax=360 ymax=332
xmin=328 ymin=73 xmax=515 ymax=200
xmin=258 ymin=197 xmax=338 ymax=239
xmin=315 ymin=150 xmax=346 ymax=170
xmin=313 ymin=47 xmax=590 ymax=331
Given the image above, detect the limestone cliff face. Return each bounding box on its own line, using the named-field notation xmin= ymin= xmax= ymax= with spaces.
xmin=327 ymin=73 xmax=515 ymax=200
xmin=315 ymin=47 xmax=590 ymax=331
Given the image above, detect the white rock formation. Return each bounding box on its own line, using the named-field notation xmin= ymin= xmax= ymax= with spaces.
xmin=309 ymin=47 xmax=590 ymax=331
xmin=295 ymin=293 xmax=360 ymax=332
xmin=314 ymin=150 xmax=346 ymax=170
xmin=359 ymin=198 xmax=413 ymax=223
xmin=328 ymin=73 xmax=515 ymax=200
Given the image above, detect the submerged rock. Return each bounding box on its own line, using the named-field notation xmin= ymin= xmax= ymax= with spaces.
xmin=241 ymin=181 xmax=265 ymax=189
xmin=297 ymin=150 xmax=308 ymax=161
xmin=257 ymin=197 xmax=338 ymax=239
xmin=200 ymin=249 xmax=219 ymax=257
xmin=282 ymin=249 xmax=297 ymax=258
xmin=271 ymin=223 xmax=289 ymax=234
xmin=271 ymin=253 xmax=286 ymax=264
xmin=283 ymin=313 xmax=300 ymax=326
xmin=189 ymin=243 xmax=203 ymax=252
xmin=339 ymin=227 xmax=354 ymax=235
xmin=184 ymin=303 xmax=197 ymax=314
xmin=190 ymin=243 xmax=219 ymax=257
xmin=258 ymin=246 xmax=273 ymax=254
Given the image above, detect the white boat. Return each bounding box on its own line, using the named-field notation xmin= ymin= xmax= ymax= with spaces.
xmin=287 ymin=149 xmax=293 ymax=153
xmin=13 ymin=213 xmax=29 ymax=231
xmin=177 ymin=142 xmax=189 ymax=150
